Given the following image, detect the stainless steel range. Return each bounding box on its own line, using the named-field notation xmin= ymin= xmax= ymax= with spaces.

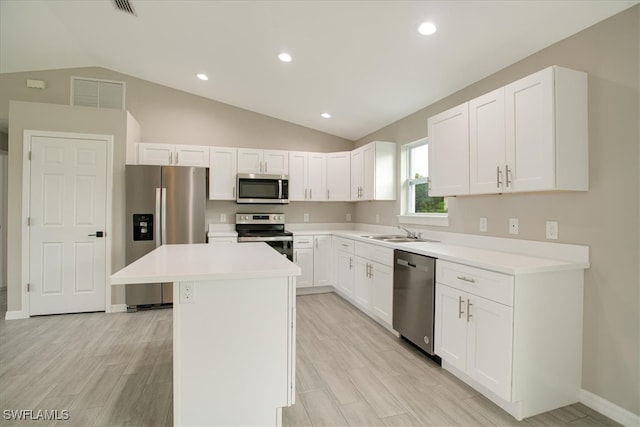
xmin=235 ymin=213 xmax=293 ymax=261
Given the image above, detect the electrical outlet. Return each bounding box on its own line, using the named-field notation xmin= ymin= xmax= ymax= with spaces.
xmin=375 ymin=214 xmax=380 ymax=223
xmin=303 ymin=213 xmax=309 ymax=222
xmin=479 ymin=217 xmax=488 ymax=232
xmin=180 ymin=282 xmax=195 ymax=304
xmin=346 ymin=213 xmax=352 ymax=222
xmin=546 ymin=221 xmax=559 ymax=240
xmin=220 ymin=213 xmax=227 ymax=223
xmin=509 ymin=218 xmax=519 ymax=235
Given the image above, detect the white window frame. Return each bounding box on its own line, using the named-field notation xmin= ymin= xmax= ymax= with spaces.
xmin=398 ymin=137 xmax=449 ymax=227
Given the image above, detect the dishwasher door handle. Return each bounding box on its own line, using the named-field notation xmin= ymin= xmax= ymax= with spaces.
xmin=396 ymin=258 xmax=430 ymax=272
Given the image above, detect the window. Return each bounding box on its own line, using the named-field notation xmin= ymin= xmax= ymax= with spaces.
xmin=398 ymin=138 xmax=448 ymax=226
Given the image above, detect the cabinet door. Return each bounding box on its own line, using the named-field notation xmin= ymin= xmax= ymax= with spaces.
xmin=505 ymin=67 xmax=555 ymax=192
xmin=371 ymin=261 xmax=393 ymax=326
xmin=469 ymin=88 xmax=506 ymax=194
xmin=466 ymin=296 xmax=513 ymax=401
xmin=428 ymin=103 xmax=470 ymax=196
xmin=137 ymin=143 xmax=174 ymax=165
xmin=350 ymin=148 xmax=364 ymax=200
xmin=307 ymin=153 xmax=326 ymax=201
xmin=434 ymin=284 xmax=467 ymax=372
xmin=288 ymin=151 xmax=308 ymax=201
xmin=361 ymin=143 xmax=375 ymax=200
xmin=294 ymin=248 xmax=314 ymax=288
xmin=336 ymin=251 xmax=354 ymax=299
xmin=354 ymin=258 xmax=372 ymax=311
xmin=209 ymin=147 xmax=237 ymax=200
xmin=263 ymin=150 xmax=289 ymax=174
xmin=237 ymin=148 xmax=262 ymax=173
xmin=313 ymin=235 xmax=332 ymax=286
xmin=326 ymin=152 xmax=351 ymax=201
xmin=175 ymin=145 xmax=210 ymax=167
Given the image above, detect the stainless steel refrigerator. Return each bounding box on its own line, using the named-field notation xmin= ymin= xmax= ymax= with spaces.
xmin=125 ymin=165 xmax=206 ymax=310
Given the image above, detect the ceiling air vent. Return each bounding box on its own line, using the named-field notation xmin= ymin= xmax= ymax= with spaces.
xmin=112 ymin=0 xmax=135 ymax=15
xmin=71 ymin=77 xmax=126 ymax=110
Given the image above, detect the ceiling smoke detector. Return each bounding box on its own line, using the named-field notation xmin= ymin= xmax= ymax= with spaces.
xmin=112 ymin=0 xmax=136 ymax=15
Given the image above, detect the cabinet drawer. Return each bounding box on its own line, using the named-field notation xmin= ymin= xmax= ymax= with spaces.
xmin=334 ymin=237 xmax=354 ymax=253
xmin=436 ymin=260 xmax=513 ymax=306
xmin=294 ymin=236 xmax=314 ymax=249
xmin=355 ymin=241 xmax=393 ymax=266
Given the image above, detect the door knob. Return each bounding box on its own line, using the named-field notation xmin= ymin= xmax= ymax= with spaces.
xmin=88 ymin=231 xmax=104 ymax=237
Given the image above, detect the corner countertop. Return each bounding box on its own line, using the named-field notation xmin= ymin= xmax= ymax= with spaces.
xmin=290 ymin=228 xmax=589 ymax=275
xmin=110 ymin=243 xmax=301 ymax=285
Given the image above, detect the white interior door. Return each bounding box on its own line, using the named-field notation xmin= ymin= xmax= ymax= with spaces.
xmin=29 ymin=134 xmax=108 ymax=315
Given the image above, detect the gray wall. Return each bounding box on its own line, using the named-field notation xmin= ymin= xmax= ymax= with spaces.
xmin=354 ymin=6 xmax=640 ymax=417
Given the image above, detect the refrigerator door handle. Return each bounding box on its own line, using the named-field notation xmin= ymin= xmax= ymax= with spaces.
xmin=155 ymin=188 xmax=162 ymax=248
xmin=161 ymin=187 xmax=167 ymax=245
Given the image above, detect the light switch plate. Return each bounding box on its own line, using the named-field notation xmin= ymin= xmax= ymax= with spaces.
xmin=303 ymin=213 xmax=309 ymax=222
xmin=509 ymin=218 xmax=519 ymax=235
xmin=546 ymin=221 xmax=559 ymax=239
xmin=220 ymin=213 xmax=227 ymax=223
xmin=479 ymin=217 xmax=488 ymax=232
xmin=346 ymin=213 xmax=352 ymax=222
xmin=375 ymin=214 xmax=380 ymax=223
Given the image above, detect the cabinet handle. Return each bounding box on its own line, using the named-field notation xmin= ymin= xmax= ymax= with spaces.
xmin=232 ymin=186 xmax=235 ymax=198
xmin=298 ymin=240 xmax=310 ymax=244
xmin=456 ymin=276 xmax=476 ymax=283
xmin=169 ymin=152 xmax=173 ymax=164
xmin=369 ymin=264 xmax=373 ymax=278
xmin=497 ymin=166 xmax=502 ymax=188
xmin=176 ymin=151 xmax=179 ymax=164
xmin=295 ymin=252 xmax=298 ymax=263
xmin=467 ymin=299 xmax=473 ymax=322
xmin=264 ymin=161 xmax=268 ymax=172
xmin=458 ymin=296 xmax=465 ymax=319
xmin=341 ymin=243 xmax=349 ymax=248
xmin=305 ymin=188 xmax=308 ymax=199
xmin=505 ymin=164 xmax=512 ymax=188
xmin=315 ymin=238 xmax=318 ymax=249
xmin=327 ymin=189 xmax=330 ymax=199
xmin=310 ymin=188 xmax=312 ymax=199
xmin=349 ymin=257 xmax=353 ymax=269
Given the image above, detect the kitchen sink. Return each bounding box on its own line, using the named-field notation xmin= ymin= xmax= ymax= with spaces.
xmin=360 ymin=235 xmax=439 ymax=243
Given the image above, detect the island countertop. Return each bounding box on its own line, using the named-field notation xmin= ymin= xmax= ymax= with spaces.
xmin=110 ymin=243 xmax=301 ymax=285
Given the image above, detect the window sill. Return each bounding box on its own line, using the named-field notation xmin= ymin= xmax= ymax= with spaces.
xmin=397 ymin=214 xmax=449 ymax=227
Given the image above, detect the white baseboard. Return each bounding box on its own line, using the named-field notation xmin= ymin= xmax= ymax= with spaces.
xmin=109 ymin=304 xmax=128 ymax=313
xmin=581 ymin=389 xmax=640 ymax=426
xmin=296 ymin=286 xmax=334 ymax=296
xmin=4 ymin=310 xmax=28 ymax=320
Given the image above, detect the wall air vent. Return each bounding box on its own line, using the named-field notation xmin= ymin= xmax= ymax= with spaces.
xmin=112 ymin=0 xmax=135 ymax=15
xmin=71 ymin=77 xmax=126 ymax=110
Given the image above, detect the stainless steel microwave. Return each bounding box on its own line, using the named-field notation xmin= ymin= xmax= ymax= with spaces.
xmin=236 ymin=173 xmax=289 ymax=204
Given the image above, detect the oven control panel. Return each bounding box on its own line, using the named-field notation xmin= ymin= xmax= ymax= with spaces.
xmin=236 ymin=213 xmax=285 ymax=224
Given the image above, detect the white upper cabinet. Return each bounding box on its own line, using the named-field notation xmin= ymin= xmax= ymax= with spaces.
xmin=326 ymin=152 xmax=351 ymax=201
xmin=351 ymin=141 xmax=396 ymax=201
xmin=289 ymin=151 xmax=327 ymax=201
xmin=505 ymin=66 xmax=588 ymax=192
xmin=237 ymin=148 xmax=289 ymax=175
xmin=428 ymin=104 xmax=470 ymax=196
xmin=136 ymin=143 xmax=210 ymax=167
xmin=209 ymin=147 xmax=237 ymax=200
xmin=469 ymin=88 xmax=506 ymax=194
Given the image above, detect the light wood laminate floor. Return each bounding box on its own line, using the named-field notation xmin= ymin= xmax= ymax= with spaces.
xmin=0 ymin=289 xmax=619 ymax=426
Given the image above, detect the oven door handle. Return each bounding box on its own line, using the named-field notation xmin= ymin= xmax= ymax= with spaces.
xmin=237 ymin=236 xmax=293 ymax=242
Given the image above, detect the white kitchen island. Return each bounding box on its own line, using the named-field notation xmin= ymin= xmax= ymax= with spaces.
xmin=110 ymin=243 xmax=301 ymax=427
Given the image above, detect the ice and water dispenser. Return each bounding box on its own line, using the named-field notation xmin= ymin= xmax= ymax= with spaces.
xmin=132 ymin=213 xmax=154 ymax=241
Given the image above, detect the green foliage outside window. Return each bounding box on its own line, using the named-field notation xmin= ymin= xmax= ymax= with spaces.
xmin=413 ymin=174 xmax=447 ymax=213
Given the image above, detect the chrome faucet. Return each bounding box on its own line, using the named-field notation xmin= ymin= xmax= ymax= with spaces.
xmin=398 ymin=225 xmax=421 ymax=239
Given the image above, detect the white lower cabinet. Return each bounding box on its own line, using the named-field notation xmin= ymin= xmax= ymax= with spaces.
xmin=435 ymin=283 xmax=513 ymax=400
xmin=344 ymin=241 xmax=394 ymax=329
xmin=434 ymin=259 xmax=584 ymax=420
xmin=294 ymin=235 xmax=333 ymax=290
xmin=334 ymin=237 xmax=355 ymax=299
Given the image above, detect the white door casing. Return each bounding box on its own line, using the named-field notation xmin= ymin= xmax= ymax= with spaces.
xmin=0 ymin=151 xmax=7 ymax=288
xmin=23 ymin=131 xmax=113 ymax=316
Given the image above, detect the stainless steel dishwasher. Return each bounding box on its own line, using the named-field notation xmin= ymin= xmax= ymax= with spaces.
xmin=393 ymin=250 xmax=437 ymax=355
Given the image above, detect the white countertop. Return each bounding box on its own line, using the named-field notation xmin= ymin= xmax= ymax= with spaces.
xmin=111 ymin=243 xmax=301 ymax=285
xmin=293 ymin=228 xmax=589 ymax=275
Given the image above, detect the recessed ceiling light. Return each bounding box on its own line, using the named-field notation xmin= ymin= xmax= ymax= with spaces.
xmin=278 ymin=52 xmax=292 ymax=63
xmin=418 ymin=22 xmax=437 ymax=36
xmin=321 ymin=112 xmax=331 ymax=119
xmin=196 ymin=73 xmax=208 ymax=81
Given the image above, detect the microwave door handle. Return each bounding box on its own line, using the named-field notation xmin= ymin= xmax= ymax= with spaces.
xmin=278 ymin=179 xmax=282 ymax=199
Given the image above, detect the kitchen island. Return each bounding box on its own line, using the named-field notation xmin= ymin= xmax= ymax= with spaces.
xmin=111 ymin=243 xmax=301 ymax=427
